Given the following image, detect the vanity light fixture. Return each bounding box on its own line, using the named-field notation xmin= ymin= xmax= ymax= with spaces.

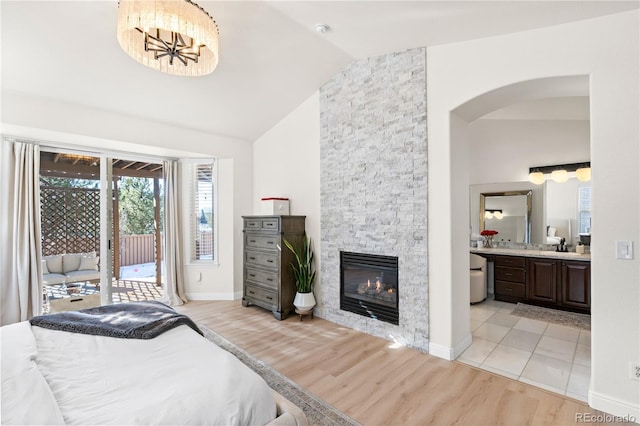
xmin=528 ymin=162 xmax=591 ymax=185
xmin=484 ymin=209 xmax=503 ymax=220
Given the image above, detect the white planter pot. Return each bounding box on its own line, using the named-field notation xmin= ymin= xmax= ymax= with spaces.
xmin=293 ymin=292 xmax=316 ymax=313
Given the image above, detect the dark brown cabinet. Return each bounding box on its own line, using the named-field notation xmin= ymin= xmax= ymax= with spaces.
xmin=494 ymin=255 xmax=526 ymax=303
xmin=560 ymin=260 xmax=591 ymax=311
xmin=482 ymin=253 xmax=591 ymax=313
xmin=527 ymin=258 xmax=557 ymax=304
xmin=241 ymin=215 xmax=306 ymax=320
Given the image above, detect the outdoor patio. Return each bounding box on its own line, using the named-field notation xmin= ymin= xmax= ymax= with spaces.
xmin=44 ymin=262 xmax=164 ymax=306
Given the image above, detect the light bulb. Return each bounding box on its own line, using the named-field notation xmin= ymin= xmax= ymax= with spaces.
xmin=576 ymin=167 xmax=591 ymax=182
xmin=493 ymin=211 xmax=503 ymax=220
xmin=528 ymin=172 xmax=545 ymax=185
xmin=551 ymin=169 xmax=568 ymax=183
xmin=485 ymin=211 xmax=493 ymax=219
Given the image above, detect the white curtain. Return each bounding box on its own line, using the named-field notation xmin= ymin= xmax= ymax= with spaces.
xmin=0 ymin=139 xmax=43 ymax=325
xmin=161 ymin=160 xmax=188 ymax=305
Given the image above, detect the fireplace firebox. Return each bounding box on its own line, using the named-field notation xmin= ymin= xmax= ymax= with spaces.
xmin=340 ymin=251 xmax=399 ymax=325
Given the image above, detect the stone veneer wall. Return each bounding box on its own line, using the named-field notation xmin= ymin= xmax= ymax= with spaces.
xmin=317 ymin=48 xmax=428 ymax=351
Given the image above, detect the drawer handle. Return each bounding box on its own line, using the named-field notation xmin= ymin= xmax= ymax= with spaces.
xmin=249 ymin=239 xmax=256 ymax=243
xmin=505 ymin=273 xmax=513 ymax=276
xmin=267 ymin=278 xmax=274 ymax=282
xmin=249 ymin=290 xmax=255 ymax=295
xmin=266 ymin=296 xmax=273 ymax=300
xmin=267 ymin=241 xmax=274 ymax=245
xmin=249 ymin=274 xmax=256 ymax=278
xmin=249 ymin=257 xmax=256 ymax=260
xmin=505 ymin=287 xmax=512 ymax=291
xmin=267 ymin=260 xmax=274 ymax=263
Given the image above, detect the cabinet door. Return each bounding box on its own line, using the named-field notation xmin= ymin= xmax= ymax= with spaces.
xmin=527 ymin=258 xmax=557 ymax=304
xmin=560 ymin=261 xmax=590 ymax=311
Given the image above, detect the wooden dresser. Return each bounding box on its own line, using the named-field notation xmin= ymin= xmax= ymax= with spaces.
xmin=241 ymin=215 xmax=306 ymax=320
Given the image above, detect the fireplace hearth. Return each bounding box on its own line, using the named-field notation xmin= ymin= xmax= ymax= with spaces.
xmin=340 ymin=251 xmax=399 ymax=325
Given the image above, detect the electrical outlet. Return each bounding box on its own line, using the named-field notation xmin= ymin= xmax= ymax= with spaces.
xmin=630 ymin=362 xmax=640 ymax=381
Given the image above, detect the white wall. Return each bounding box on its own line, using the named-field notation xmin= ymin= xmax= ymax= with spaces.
xmin=468 ymin=119 xmax=589 ymax=244
xmin=1 ymin=91 xmax=254 ymax=300
xmin=428 ymin=10 xmax=639 ymax=418
xmin=468 ymin=119 xmax=590 ymax=184
xmin=252 ymin=92 xmax=321 ymax=278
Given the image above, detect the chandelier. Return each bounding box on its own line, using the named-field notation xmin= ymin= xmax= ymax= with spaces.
xmin=117 ymin=0 xmax=219 ymax=76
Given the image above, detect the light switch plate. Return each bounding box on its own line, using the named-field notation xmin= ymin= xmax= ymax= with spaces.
xmin=615 ymin=241 xmax=633 ymax=260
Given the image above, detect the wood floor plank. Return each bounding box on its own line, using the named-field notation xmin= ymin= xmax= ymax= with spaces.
xmin=177 ymin=301 xmax=609 ymax=426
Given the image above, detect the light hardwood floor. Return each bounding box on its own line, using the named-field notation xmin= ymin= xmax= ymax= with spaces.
xmin=177 ymin=301 xmax=609 ymax=426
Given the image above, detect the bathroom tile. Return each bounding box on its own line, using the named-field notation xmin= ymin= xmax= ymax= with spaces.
xmin=513 ymin=317 xmax=548 ymax=335
xmin=544 ymin=323 xmax=580 ymax=343
xmin=501 ymin=329 xmax=542 ymax=352
xmin=470 ymin=319 xmax=484 ymax=332
xmin=470 ymin=307 xmax=496 ymax=322
xmin=573 ymin=343 xmax=591 ymax=367
xmin=534 ymin=335 xmax=577 ymax=363
xmin=520 ymin=353 xmax=572 ymax=392
xmin=566 ymin=363 xmax=590 ymax=400
xmin=499 ymin=305 xmax=515 ymax=314
xmin=482 ymin=344 xmax=532 ymax=376
xmin=473 ymin=323 xmax=511 ymax=343
xmin=486 ymin=312 xmax=520 ymax=328
xmin=459 ymin=338 xmax=497 ymax=364
xmin=578 ymin=330 xmax=591 ymax=346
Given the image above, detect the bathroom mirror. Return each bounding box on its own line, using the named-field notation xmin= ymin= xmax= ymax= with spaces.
xmin=480 ymin=190 xmax=532 ymax=243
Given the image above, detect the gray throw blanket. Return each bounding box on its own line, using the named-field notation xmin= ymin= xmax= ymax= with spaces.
xmin=30 ymin=301 xmax=203 ymax=339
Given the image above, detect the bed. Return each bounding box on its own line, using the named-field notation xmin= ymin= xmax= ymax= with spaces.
xmin=1 ymin=301 xmax=307 ymax=426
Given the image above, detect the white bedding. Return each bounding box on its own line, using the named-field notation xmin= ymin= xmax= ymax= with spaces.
xmin=1 ymin=322 xmax=277 ymax=425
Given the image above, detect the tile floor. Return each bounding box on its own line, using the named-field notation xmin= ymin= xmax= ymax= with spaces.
xmin=458 ymin=298 xmax=591 ymax=402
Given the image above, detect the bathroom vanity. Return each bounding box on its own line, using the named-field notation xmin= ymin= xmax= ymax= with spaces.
xmin=471 ymin=248 xmax=591 ymax=314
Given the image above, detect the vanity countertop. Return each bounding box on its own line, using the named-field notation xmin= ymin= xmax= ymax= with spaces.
xmin=470 ymin=247 xmax=591 ymax=262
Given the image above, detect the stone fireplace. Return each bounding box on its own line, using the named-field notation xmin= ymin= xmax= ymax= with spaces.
xmin=340 ymin=251 xmax=399 ymax=325
xmin=317 ymin=47 xmax=429 ymax=351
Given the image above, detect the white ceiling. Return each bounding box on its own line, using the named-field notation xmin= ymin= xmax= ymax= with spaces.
xmin=1 ymin=1 xmax=636 ymax=141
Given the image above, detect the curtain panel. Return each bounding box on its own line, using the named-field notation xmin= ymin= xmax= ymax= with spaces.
xmin=0 ymin=139 xmax=43 ymax=325
xmin=161 ymin=160 xmax=187 ymax=305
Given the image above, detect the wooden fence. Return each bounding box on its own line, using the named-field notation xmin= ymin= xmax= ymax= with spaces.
xmin=119 ymin=234 xmax=161 ymax=266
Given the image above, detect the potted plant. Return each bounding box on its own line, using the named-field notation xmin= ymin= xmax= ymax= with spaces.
xmin=283 ymin=236 xmax=317 ymax=315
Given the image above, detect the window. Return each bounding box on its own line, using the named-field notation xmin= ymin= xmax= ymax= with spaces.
xmin=192 ymin=162 xmax=215 ymax=261
xmin=578 ymin=186 xmax=591 ymax=234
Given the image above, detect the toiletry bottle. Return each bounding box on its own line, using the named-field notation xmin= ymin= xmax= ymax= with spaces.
xmin=576 ymin=241 xmax=585 ymax=254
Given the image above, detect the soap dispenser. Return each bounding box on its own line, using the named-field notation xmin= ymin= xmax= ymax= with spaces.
xmin=576 ymin=241 xmax=585 ymax=254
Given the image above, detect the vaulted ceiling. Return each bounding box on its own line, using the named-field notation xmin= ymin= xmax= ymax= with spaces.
xmin=2 ymin=1 xmax=637 ymax=141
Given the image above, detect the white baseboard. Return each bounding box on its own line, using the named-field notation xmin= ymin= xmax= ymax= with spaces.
xmin=589 ymin=390 xmax=640 ymax=421
xmin=186 ymin=291 xmax=242 ymax=301
xmin=428 ymin=333 xmax=472 ymax=361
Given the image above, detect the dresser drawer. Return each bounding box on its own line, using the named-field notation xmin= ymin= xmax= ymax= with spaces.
xmin=245 ymin=267 xmax=279 ymax=289
xmin=495 ymin=266 xmax=526 ymax=283
xmin=245 ymin=234 xmax=280 ymax=250
xmin=245 ymin=250 xmax=279 ymax=269
xmin=495 ymin=256 xmax=526 ymax=268
xmin=245 ymin=284 xmax=277 ymax=308
xmin=495 ymin=281 xmax=525 ymax=298
xmin=243 ymin=218 xmax=280 ymax=231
